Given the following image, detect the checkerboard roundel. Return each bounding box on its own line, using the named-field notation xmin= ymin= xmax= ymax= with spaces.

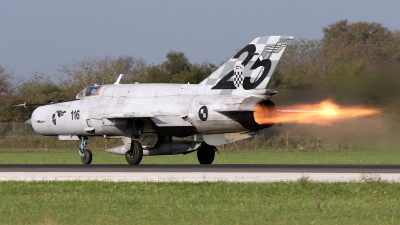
xmin=233 ymin=64 xmax=244 ymax=88
xmin=198 ymin=106 xmax=208 ymax=121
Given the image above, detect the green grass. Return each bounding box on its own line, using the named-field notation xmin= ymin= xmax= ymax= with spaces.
xmin=0 ymin=145 xmax=399 ymax=164
xmin=0 ymin=181 xmax=399 ymax=224
xmin=1 ymin=147 xmax=399 ymax=224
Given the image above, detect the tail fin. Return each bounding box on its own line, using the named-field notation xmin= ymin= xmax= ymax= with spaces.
xmin=200 ymin=36 xmax=293 ymax=90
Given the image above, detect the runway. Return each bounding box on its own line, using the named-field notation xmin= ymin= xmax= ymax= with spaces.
xmin=1 ymin=164 xmax=400 ymax=182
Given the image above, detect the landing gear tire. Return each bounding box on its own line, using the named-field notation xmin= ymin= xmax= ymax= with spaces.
xmin=125 ymin=140 xmax=143 ymax=165
xmin=197 ymin=144 xmax=215 ymax=164
xmin=81 ymin=149 xmax=93 ymax=164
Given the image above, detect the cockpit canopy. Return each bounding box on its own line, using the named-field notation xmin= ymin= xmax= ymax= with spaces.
xmin=76 ymin=85 xmax=102 ymax=99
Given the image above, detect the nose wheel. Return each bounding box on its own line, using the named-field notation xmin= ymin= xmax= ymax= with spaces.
xmin=81 ymin=149 xmax=92 ymax=164
xmin=78 ymin=136 xmax=92 ymax=164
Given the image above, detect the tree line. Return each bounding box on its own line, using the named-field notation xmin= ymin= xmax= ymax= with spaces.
xmin=1 ymin=20 xmax=400 ymax=124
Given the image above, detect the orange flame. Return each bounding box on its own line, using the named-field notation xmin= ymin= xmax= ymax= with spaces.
xmin=255 ymin=100 xmax=381 ymax=126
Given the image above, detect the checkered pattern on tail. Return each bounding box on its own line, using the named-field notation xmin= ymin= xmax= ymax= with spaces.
xmin=233 ymin=64 xmax=244 ymax=88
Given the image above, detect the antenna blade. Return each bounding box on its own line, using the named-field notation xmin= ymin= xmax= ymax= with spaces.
xmin=114 ymin=74 xmax=123 ymax=84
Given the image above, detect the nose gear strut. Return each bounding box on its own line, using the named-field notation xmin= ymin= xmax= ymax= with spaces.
xmin=78 ymin=136 xmax=92 ymax=164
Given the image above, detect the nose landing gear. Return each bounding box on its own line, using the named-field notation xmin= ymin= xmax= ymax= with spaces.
xmin=81 ymin=149 xmax=93 ymax=164
xmin=78 ymin=136 xmax=92 ymax=164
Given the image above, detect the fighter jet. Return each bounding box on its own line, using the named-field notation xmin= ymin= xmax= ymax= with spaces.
xmin=27 ymin=36 xmax=294 ymax=165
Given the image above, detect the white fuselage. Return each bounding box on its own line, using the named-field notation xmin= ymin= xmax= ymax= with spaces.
xmin=31 ymin=83 xmax=270 ymax=137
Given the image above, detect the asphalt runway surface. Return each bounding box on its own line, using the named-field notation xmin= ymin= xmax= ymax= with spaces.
xmin=1 ymin=164 xmax=400 ymax=173
xmin=2 ymin=164 xmax=400 ymax=182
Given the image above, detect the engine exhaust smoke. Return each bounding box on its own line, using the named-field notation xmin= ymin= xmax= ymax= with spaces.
xmin=254 ymin=99 xmax=380 ymax=126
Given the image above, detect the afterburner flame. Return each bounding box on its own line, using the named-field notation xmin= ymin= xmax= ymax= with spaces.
xmin=254 ymin=104 xmax=274 ymax=125
xmin=255 ymin=100 xmax=381 ymax=126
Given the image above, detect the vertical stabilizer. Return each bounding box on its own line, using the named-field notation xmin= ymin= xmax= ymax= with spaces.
xmin=200 ymin=36 xmax=293 ymax=91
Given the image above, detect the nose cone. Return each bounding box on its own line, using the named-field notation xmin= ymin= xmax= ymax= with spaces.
xmin=30 ymin=105 xmax=71 ymax=136
xmin=25 ymin=118 xmax=32 ymax=125
xmin=31 ymin=107 xmax=49 ymax=135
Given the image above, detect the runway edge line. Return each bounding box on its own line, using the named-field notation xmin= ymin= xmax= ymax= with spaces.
xmin=1 ymin=172 xmax=400 ymax=182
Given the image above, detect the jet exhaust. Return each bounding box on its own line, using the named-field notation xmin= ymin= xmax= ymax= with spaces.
xmin=238 ymin=99 xmax=277 ymax=131
xmin=254 ymin=103 xmax=276 ymax=125
xmin=259 ymin=99 xmax=380 ymax=125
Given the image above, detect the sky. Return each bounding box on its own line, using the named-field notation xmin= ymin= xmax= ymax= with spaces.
xmin=1 ymin=0 xmax=399 ymax=80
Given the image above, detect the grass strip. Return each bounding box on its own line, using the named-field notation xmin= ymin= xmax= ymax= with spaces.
xmin=0 ymin=181 xmax=399 ymax=224
xmin=0 ymin=146 xmax=399 ymax=164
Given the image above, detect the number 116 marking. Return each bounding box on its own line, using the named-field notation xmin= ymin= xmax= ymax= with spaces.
xmin=71 ymin=110 xmax=80 ymax=120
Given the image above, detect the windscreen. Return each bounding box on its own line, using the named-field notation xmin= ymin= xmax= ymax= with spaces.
xmin=75 ymin=85 xmax=102 ymax=99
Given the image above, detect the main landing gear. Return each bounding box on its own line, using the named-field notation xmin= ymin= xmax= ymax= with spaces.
xmin=78 ymin=136 xmax=92 ymax=164
xmin=125 ymin=140 xmax=143 ymax=165
xmin=197 ymin=142 xmax=217 ymax=164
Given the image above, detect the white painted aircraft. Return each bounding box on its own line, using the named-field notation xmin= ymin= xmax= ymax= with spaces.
xmin=26 ymin=36 xmax=294 ymax=165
